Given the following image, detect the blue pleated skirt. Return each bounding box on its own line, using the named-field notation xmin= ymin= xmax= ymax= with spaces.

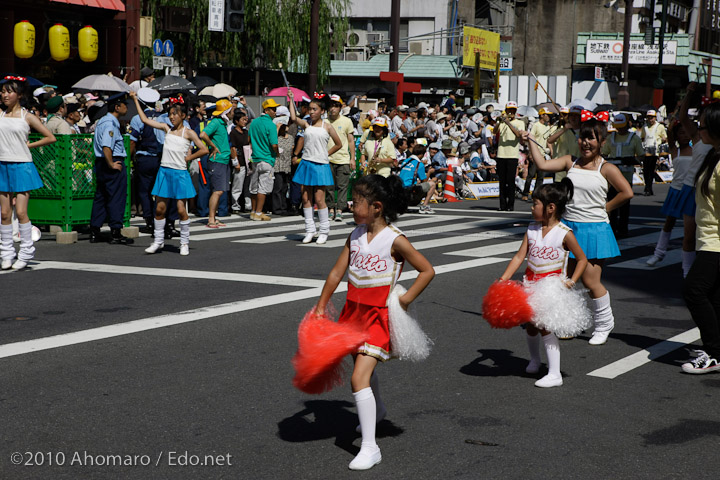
xmin=673 ymin=184 xmax=696 ymax=217
xmin=293 ymin=159 xmax=334 ymax=186
xmin=152 ymin=167 xmax=196 ymax=200
xmin=562 ymin=219 xmax=620 ymax=260
xmin=0 ymin=161 xmax=43 ymax=193
xmin=660 ymin=186 xmax=686 ymax=219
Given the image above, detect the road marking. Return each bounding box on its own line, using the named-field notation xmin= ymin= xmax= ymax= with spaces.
xmin=587 ymin=328 xmax=700 ymax=379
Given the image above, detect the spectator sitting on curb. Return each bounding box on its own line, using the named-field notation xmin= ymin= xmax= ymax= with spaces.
xmin=398 ymin=144 xmax=437 ymax=214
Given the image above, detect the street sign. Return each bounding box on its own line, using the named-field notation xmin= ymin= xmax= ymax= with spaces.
xmin=152 ymin=56 xmax=163 ymax=70
xmin=153 ymin=39 xmax=163 ymax=56
xmin=594 ymin=66 xmax=605 ymax=81
xmin=162 ymin=57 xmax=174 ymax=67
xmin=208 ymin=0 xmax=225 ymax=32
xmin=163 ymin=40 xmax=174 ymax=57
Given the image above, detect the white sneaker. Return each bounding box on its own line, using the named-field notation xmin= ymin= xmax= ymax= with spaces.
xmin=335 ymin=212 xmax=343 ymax=222
xmin=423 ymin=206 xmax=435 ymax=214
xmin=535 ymin=374 xmax=563 ymax=388
xmin=316 ymin=234 xmax=328 ymax=245
xmin=145 ymin=242 xmax=164 ymax=254
xmin=1 ymin=258 xmax=13 ymax=270
xmin=525 ymin=360 xmax=541 ymax=374
xmin=11 ymin=259 xmax=28 ymax=270
xmin=589 ymin=329 xmax=612 ymax=346
xmin=180 ymin=244 xmax=189 ymax=256
xmin=348 ymin=445 xmax=381 ymax=471
xmin=646 ymin=255 xmax=663 ymax=266
xmin=302 ymin=233 xmax=316 ymax=244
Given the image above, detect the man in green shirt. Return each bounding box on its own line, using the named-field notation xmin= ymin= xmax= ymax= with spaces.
xmin=248 ymin=98 xmax=279 ymax=221
xmin=200 ymin=99 xmax=234 ymax=228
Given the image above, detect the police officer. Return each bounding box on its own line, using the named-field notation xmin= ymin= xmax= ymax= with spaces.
xmin=90 ymin=93 xmax=134 ymax=244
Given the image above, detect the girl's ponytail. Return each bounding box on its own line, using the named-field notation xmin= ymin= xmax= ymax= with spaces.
xmin=532 ymin=177 xmax=575 ymax=218
xmin=352 ymin=174 xmax=408 ymax=223
xmin=559 ymin=176 xmax=574 ymax=205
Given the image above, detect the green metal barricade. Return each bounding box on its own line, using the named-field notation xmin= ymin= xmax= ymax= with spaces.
xmin=27 ymin=134 xmax=132 ymax=232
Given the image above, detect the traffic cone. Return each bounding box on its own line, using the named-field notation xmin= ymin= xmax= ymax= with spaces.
xmin=443 ymin=169 xmax=461 ymax=202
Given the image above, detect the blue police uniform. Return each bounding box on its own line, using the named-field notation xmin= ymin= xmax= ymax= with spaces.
xmin=91 ymin=113 xmax=128 ymax=231
xmin=129 ymin=110 xmax=162 ymax=223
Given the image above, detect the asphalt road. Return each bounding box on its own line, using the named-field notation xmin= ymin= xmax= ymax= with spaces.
xmin=1 ymin=183 xmax=716 ymax=480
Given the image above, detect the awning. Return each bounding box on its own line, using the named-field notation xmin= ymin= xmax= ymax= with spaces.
xmin=49 ymin=0 xmax=125 ymax=12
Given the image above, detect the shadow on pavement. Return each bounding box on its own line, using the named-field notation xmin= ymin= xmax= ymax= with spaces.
xmin=641 ymin=419 xmax=720 ymax=446
xmin=460 ymin=349 xmax=531 ymax=378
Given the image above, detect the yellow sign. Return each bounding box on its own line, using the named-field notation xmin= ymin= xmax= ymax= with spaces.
xmin=462 ymin=26 xmax=500 ymax=69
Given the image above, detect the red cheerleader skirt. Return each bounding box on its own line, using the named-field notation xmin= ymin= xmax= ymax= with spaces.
xmin=338 ymin=300 xmax=392 ymax=361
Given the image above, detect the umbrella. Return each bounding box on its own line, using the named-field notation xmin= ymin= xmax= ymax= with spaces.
xmin=73 ymin=74 xmax=130 ymax=93
xmin=566 ymin=98 xmax=597 ymax=111
xmin=516 ymin=105 xmax=539 ymax=118
xmin=146 ymin=75 xmax=196 ymax=93
xmin=479 ymin=102 xmax=501 ymax=112
xmin=198 ymin=94 xmax=218 ymax=103
xmin=0 ymin=74 xmax=44 ymax=87
xmin=366 ymin=87 xmax=394 ymax=97
xmin=267 ymin=86 xmax=310 ymax=101
xmin=187 ymin=75 xmax=218 ymax=91
xmin=534 ymin=102 xmax=559 ymax=114
xmin=199 ymin=83 xmax=237 ymax=99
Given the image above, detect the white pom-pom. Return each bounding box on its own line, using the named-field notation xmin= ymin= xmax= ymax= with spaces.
xmin=387 ymin=284 xmax=433 ymax=361
xmin=525 ymin=276 xmax=592 ymax=337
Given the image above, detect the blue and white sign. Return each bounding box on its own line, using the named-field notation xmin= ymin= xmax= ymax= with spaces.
xmin=468 ymin=182 xmax=500 ymax=198
xmin=163 ymin=40 xmax=174 ymax=57
xmin=153 ymin=39 xmax=163 ymax=56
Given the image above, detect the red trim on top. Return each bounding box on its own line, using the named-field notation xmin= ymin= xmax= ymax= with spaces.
xmin=49 ymin=0 xmax=126 ymax=12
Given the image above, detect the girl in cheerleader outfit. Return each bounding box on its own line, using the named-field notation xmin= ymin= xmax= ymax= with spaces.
xmin=130 ymin=92 xmax=208 ymax=256
xmin=499 ymin=179 xmax=588 ymax=387
xmin=0 ymin=76 xmax=56 ymax=270
xmin=524 ymin=119 xmax=633 ymax=346
xmin=315 ymin=174 xmax=435 ymax=470
xmin=287 ymin=90 xmax=343 ymax=245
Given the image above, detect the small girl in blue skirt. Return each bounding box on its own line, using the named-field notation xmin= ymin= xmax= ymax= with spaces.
xmin=130 ymin=92 xmax=208 ymax=256
xmin=287 ymin=90 xmax=343 ymax=245
xmin=524 ymin=119 xmax=633 ymax=345
xmin=0 ymin=76 xmax=56 ymax=270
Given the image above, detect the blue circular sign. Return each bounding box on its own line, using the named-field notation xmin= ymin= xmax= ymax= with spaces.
xmin=163 ymin=40 xmax=174 ymax=57
xmin=153 ymin=39 xmax=163 ymax=56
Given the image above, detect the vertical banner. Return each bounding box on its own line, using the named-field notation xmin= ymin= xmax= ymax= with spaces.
xmin=208 ymin=0 xmax=225 ymax=32
xmin=462 ymin=26 xmax=500 ymax=69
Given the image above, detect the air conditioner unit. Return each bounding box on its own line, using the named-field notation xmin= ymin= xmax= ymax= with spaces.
xmin=366 ymin=32 xmax=385 ymax=46
xmin=347 ymin=30 xmax=367 ymax=47
xmin=344 ymin=47 xmax=367 ymax=61
xmin=409 ymin=42 xmax=423 ymax=55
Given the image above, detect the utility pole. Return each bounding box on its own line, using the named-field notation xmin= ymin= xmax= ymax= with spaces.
xmin=389 ymin=0 xmax=401 ymax=101
xmin=652 ymin=0 xmax=669 ymax=107
xmin=617 ymin=0 xmax=633 ymax=109
xmin=308 ymin=0 xmax=319 ymax=94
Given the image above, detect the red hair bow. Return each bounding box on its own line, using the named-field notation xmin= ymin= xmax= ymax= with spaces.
xmin=169 ymin=96 xmax=184 ymax=105
xmin=701 ymin=96 xmax=720 ymax=106
xmin=4 ymin=75 xmax=26 ymax=82
xmin=581 ymin=110 xmax=609 ymax=122
xmin=313 ymin=92 xmax=326 ymax=99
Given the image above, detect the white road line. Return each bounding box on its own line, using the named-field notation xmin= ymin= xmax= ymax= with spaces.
xmin=587 ymin=328 xmax=700 ymax=379
xmin=0 ymin=256 xmax=508 ymax=359
xmin=32 ymin=261 xmax=325 ymax=288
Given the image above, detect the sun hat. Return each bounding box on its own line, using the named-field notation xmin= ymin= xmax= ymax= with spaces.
xmin=612 ymin=113 xmax=628 ymax=128
xmin=646 ymin=109 xmax=657 ymax=117
xmin=441 ymin=138 xmax=454 ymax=150
xmin=458 ymin=142 xmax=471 ymax=155
xmin=560 ymin=106 xmax=570 ymax=114
xmin=436 ymin=112 xmax=447 ymax=121
xmin=505 ymin=101 xmax=518 ymax=110
xmin=428 ymin=142 xmax=441 ymax=150
xmin=45 ymin=96 xmax=64 ymax=113
xmin=276 ymin=105 xmax=290 ymax=117
xmin=538 ymin=107 xmax=552 ymax=115
xmin=262 ymin=98 xmax=281 ymax=110
xmin=213 ymin=99 xmax=233 ymax=116
xmin=371 ymin=117 xmax=388 ymax=128
xmin=329 ymin=94 xmax=343 ymax=104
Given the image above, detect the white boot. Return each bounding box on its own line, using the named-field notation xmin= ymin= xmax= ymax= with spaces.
xmin=682 ymin=250 xmax=696 ymax=278
xmin=12 ymin=222 xmax=35 ymax=269
xmin=647 ymin=230 xmax=671 ymax=266
xmin=356 ymin=372 xmax=387 ymax=432
xmin=302 ymin=207 xmax=316 ymax=244
xmin=1 ymin=224 xmax=16 ymax=269
xmin=349 ymin=387 xmax=382 ymax=470
xmin=535 ymin=334 xmax=562 ymax=387
xmin=179 ymin=219 xmax=191 ymax=256
xmin=589 ymin=292 xmax=614 ymax=345
xmin=145 ymin=218 xmax=165 ymax=254
xmin=525 ymin=332 xmax=542 ymax=374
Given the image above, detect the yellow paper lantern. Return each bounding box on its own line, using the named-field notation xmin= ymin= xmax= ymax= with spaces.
xmin=78 ymin=25 xmax=98 ymax=63
xmin=13 ymin=20 xmax=35 ymax=59
xmin=49 ymin=23 xmax=70 ymax=62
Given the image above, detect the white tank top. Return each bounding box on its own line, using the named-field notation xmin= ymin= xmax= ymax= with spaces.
xmin=526 ymin=222 xmax=570 ymax=277
xmin=0 ymin=109 xmax=33 ymax=163
xmin=161 ymin=127 xmax=192 ymax=170
xmin=347 ymin=224 xmax=404 ymax=307
xmin=670 ymin=156 xmax=691 ymax=190
xmin=685 ymin=140 xmax=714 ymax=187
xmin=564 ymin=159 xmax=610 ymax=223
xmin=302 ymin=121 xmax=331 ymax=164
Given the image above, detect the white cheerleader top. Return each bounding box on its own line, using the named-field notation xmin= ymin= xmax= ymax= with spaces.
xmin=525 ymin=222 xmax=571 ymax=279
xmin=347 ymin=224 xmax=405 ymax=307
xmin=0 ymin=109 xmax=32 ymax=163
xmin=564 ymin=159 xmax=610 ymax=223
xmin=302 ymin=121 xmax=331 ymax=164
xmin=161 ymin=127 xmax=192 ymax=170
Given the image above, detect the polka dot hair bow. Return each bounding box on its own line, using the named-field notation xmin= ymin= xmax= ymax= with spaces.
xmin=4 ymin=75 xmax=26 ymax=82
xmin=581 ymin=110 xmax=609 ymax=122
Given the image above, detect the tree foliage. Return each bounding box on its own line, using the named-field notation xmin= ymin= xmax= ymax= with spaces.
xmin=142 ymin=0 xmax=349 ymax=87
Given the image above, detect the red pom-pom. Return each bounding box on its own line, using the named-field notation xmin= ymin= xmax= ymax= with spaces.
xmin=292 ymin=308 xmax=369 ymax=394
xmin=482 ymin=280 xmax=533 ymax=328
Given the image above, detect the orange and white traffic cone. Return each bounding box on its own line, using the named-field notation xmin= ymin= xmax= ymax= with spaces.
xmin=443 ymin=169 xmax=461 ymax=202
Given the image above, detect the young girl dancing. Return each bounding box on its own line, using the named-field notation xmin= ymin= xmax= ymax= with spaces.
xmin=287 ymin=90 xmax=343 ymax=244
xmin=315 ymin=174 xmax=435 ymax=470
xmin=130 ymin=92 xmax=208 ymax=255
xmin=0 ymin=76 xmax=56 ymax=270
xmin=498 ymin=179 xmax=588 ymax=387
xmin=523 ymin=119 xmax=633 ymax=345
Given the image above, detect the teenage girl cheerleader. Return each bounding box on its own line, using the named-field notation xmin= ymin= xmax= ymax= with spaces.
xmin=522 ymin=119 xmax=632 ymax=345
xmin=496 ymin=179 xmax=588 ymax=387
xmin=0 ymin=76 xmax=56 ymax=270
xmin=130 ymin=92 xmax=208 ymax=255
xmin=314 ymin=175 xmax=435 ymax=470
xmin=287 ymin=90 xmax=343 ymax=245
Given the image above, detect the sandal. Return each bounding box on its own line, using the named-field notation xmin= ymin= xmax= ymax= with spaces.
xmin=215 ymin=221 xmax=227 ymax=227
xmin=206 ymin=223 xmax=220 ymax=229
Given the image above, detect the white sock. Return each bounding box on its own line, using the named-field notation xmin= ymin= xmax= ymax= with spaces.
xmin=0 ymin=224 xmax=16 ymax=260
xmin=153 ymin=218 xmax=166 ymax=245
xmin=354 ymin=387 xmax=377 ymax=448
xmin=17 ymin=222 xmax=35 ymax=261
xmin=653 ymin=230 xmax=671 ymax=259
xmin=543 ymin=333 xmax=561 ymax=378
xmin=592 ymin=292 xmax=614 ymax=333
xmin=370 ymin=372 xmax=386 ymax=420
xmin=526 ymin=332 xmax=541 ymax=367
xmin=180 ymin=219 xmax=191 ymax=245
xmin=318 ymin=207 xmax=330 ymax=235
xmin=303 ymin=207 xmax=316 ymax=234
xmin=682 ymin=250 xmax=695 ymax=278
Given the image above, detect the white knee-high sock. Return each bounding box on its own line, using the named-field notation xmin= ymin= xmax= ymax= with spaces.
xmin=179 ymin=219 xmax=191 ymax=245
xmin=653 ymin=230 xmax=671 ymax=259
xmin=543 ymin=333 xmax=561 ymax=378
xmin=153 ymin=218 xmax=166 ymax=245
xmin=526 ymin=332 xmax=541 ymax=365
xmin=318 ymin=207 xmax=330 ymax=235
xmin=303 ymin=208 xmax=316 ymax=234
xmin=354 ymin=387 xmax=377 ymax=448
xmin=0 ymin=224 xmax=15 ymax=260
xmin=682 ymin=250 xmax=695 ymax=278
xmin=592 ymin=292 xmax=615 ymax=332
xmin=17 ymin=222 xmax=35 ymax=261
